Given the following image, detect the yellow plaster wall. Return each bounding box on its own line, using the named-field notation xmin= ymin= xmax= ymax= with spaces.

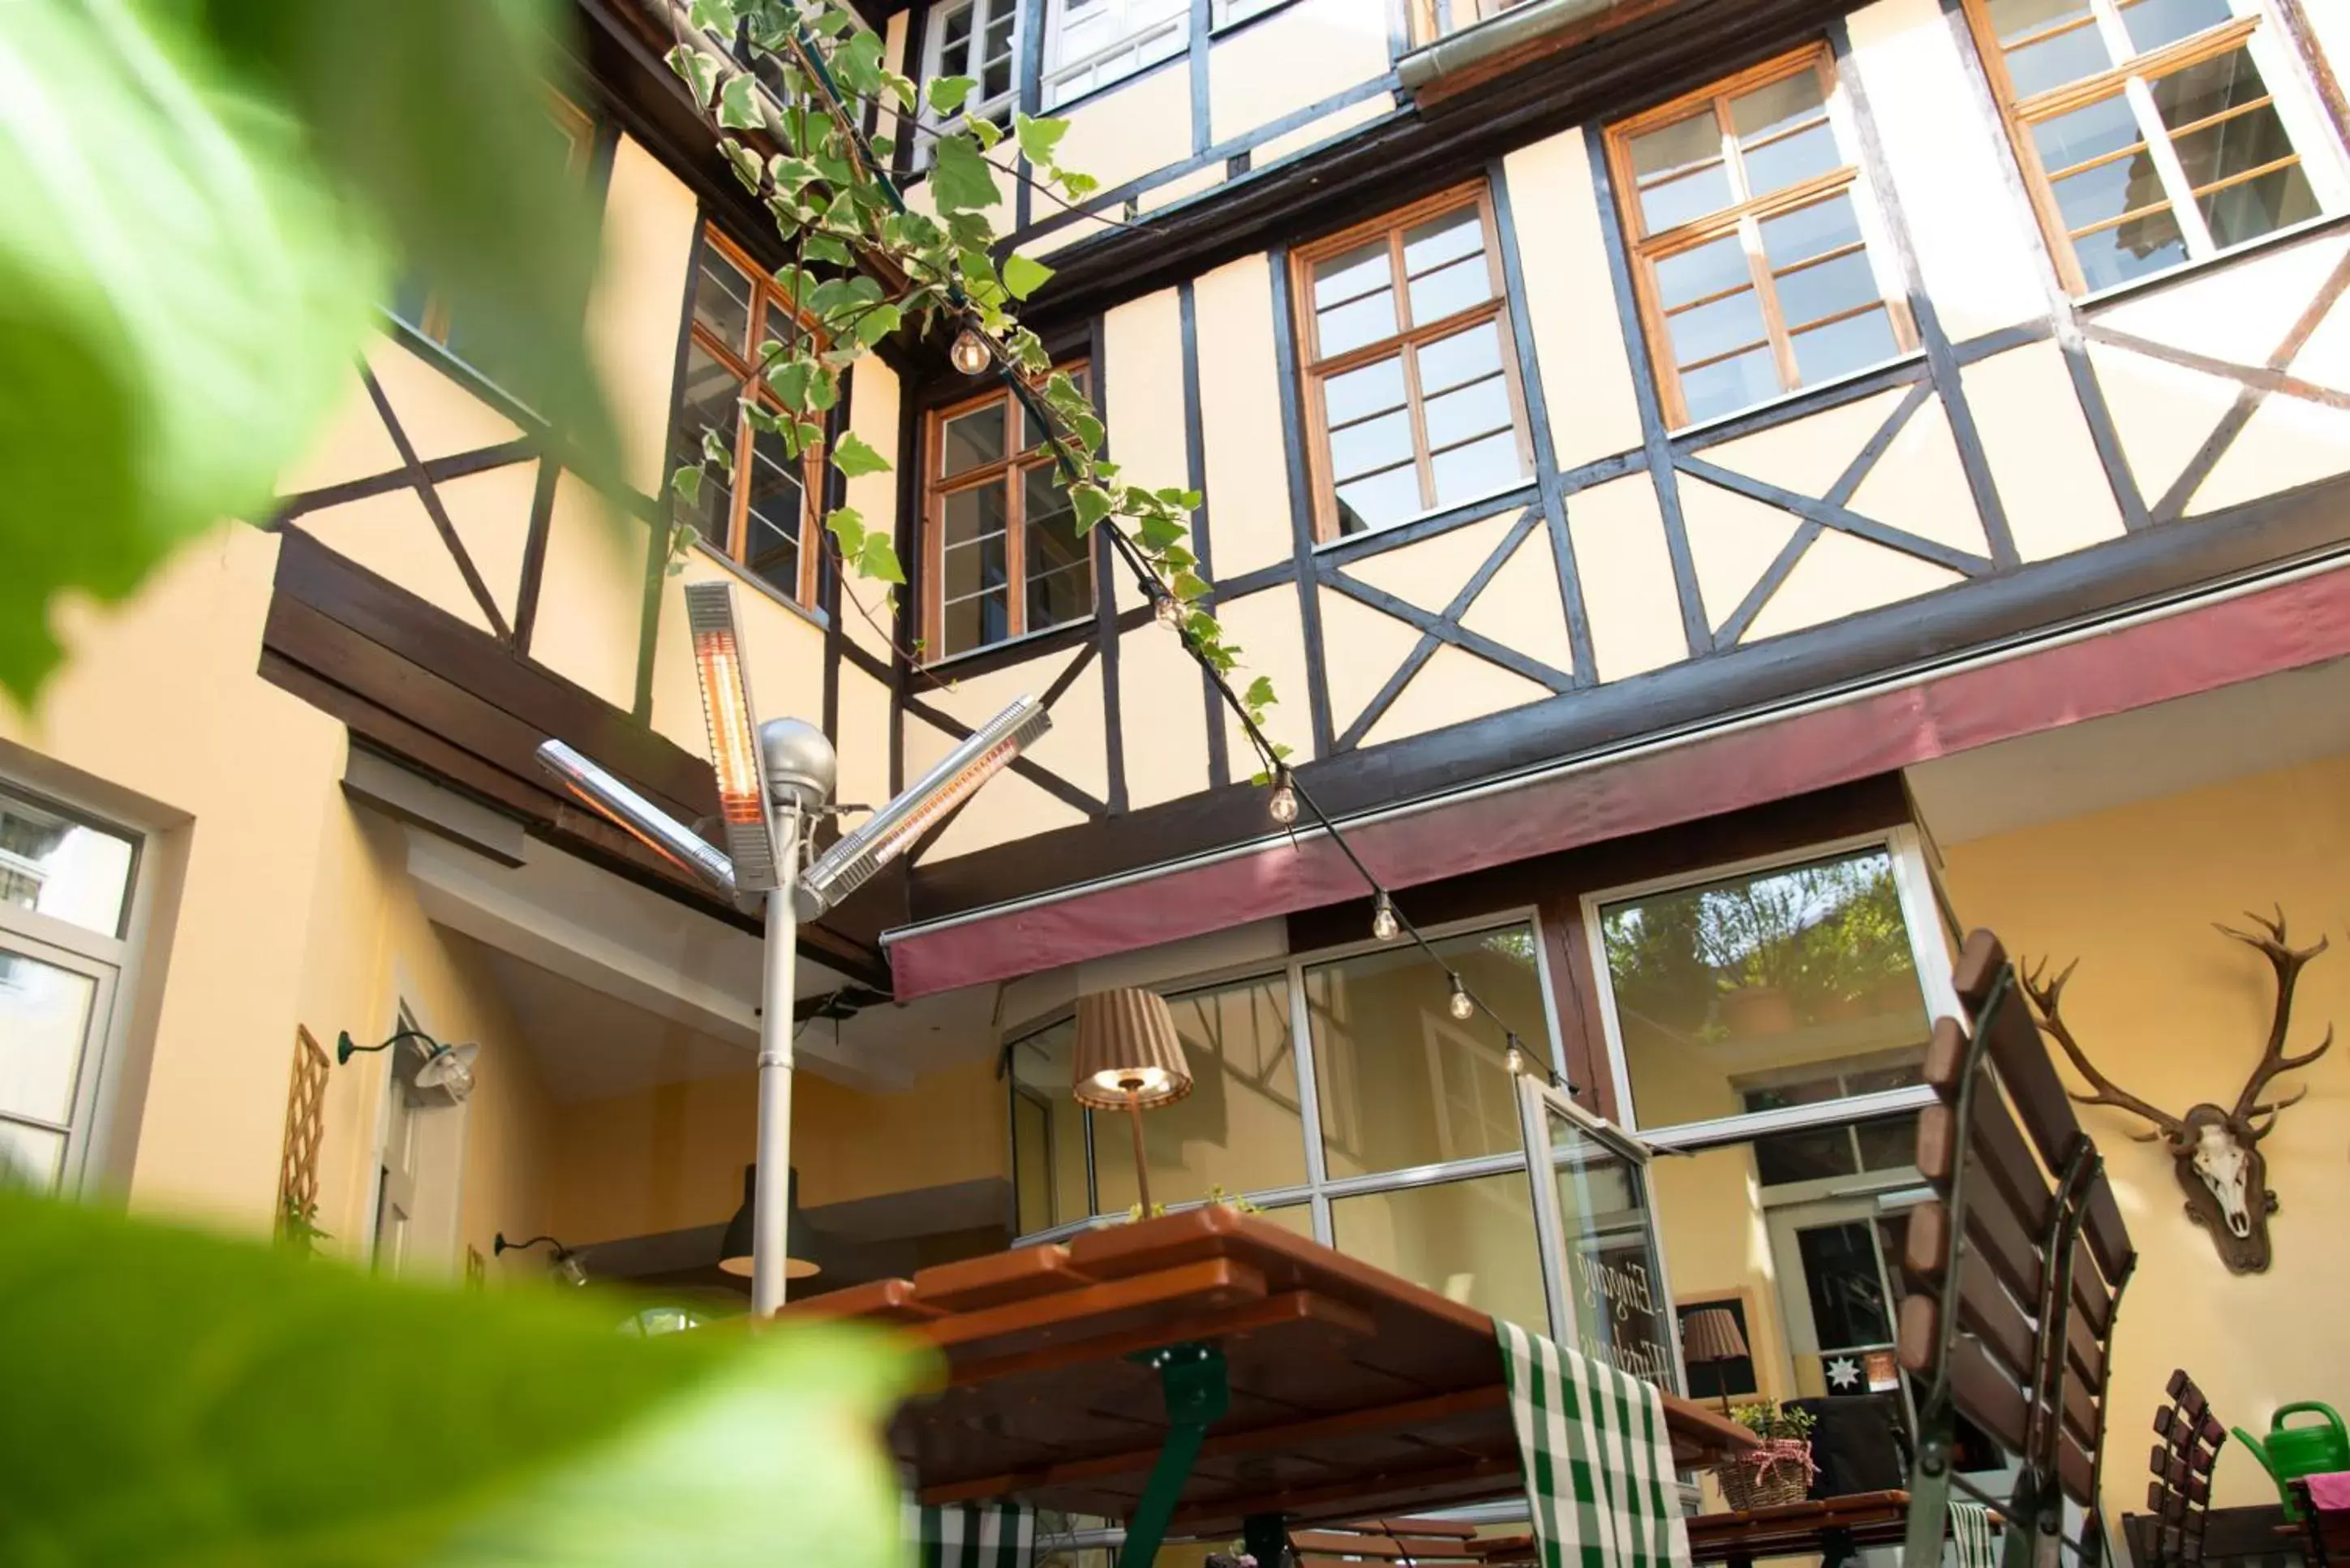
xmin=840 ymin=358 xmax=904 ymax=667
xmin=1206 ymin=0 xmax=1390 ymax=146
xmin=1961 ymin=342 xmax=2126 ymax=562
xmin=1567 ymin=474 xmax=1691 ymax=681
xmin=1120 ymin=620 xmax=1216 ymax=809
xmin=1192 ymin=253 xmax=1297 ymax=580
xmin=1940 ymin=752 xmax=2350 ymax=1514
xmin=1249 ymin=95 xmax=1391 ymax=170
xmin=1844 ymin=0 xmax=2045 ymax=342
xmin=528 ymin=474 xmax=651 ymax=713
xmin=647 ymin=552 xmax=829 ymax=761
xmin=1458 ymin=527 xmax=1578 ymax=681
xmin=1059 ymin=62 xmax=1192 ymax=198
xmin=1745 ymin=531 xmax=1961 ymax=644
xmin=591 ymin=135 xmax=704 ymax=496
xmin=294 ymin=489 xmax=501 ymax=638
xmin=1504 ymin=130 xmax=1646 ymax=470
xmin=1214 ymin=586 xmax=1315 ymax=766
xmin=545 ymin=1059 xmax=1008 ymax=1244
xmin=0 ymin=528 xmax=347 ymax=1232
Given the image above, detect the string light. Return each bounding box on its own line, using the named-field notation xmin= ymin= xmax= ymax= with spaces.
xmin=1153 ymin=584 xmax=1183 ymax=630
xmin=1505 ymin=1034 xmax=1527 ymax=1077
xmin=950 ymin=324 xmax=992 ymax=376
xmin=1266 ymin=767 xmax=1298 ymax=826
xmin=1370 ymin=891 xmax=1398 ymax=942
xmin=1448 ymin=972 xmax=1473 ymax=1020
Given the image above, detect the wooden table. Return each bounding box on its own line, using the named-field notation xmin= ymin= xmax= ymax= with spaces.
xmin=783 ymin=1208 xmax=1755 ymax=1562
xmin=1686 ymin=1490 xmax=1914 ymax=1568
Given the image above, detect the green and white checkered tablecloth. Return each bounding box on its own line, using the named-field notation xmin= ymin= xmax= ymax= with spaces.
xmin=1497 ymin=1319 xmax=1693 ymax=1568
xmin=904 ymin=1500 xmax=1034 ymax=1568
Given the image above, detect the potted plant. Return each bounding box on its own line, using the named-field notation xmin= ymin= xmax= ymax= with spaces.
xmin=1720 ymin=1401 xmax=1817 ymax=1511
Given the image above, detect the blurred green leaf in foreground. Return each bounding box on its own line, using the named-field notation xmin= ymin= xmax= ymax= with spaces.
xmin=0 ymin=0 xmax=618 ymax=708
xmin=0 ymin=1188 xmax=924 ymax=1566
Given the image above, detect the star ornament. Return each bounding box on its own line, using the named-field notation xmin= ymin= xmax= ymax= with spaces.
xmin=1826 ymin=1355 xmax=1862 ymax=1390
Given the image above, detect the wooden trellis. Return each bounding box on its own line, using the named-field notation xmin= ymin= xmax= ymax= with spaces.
xmin=277 ymin=1027 xmax=331 ymax=1244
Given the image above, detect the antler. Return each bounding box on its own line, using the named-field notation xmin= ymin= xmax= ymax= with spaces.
xmin=2215 ymin=906 xmax=2335 ymax=1136
xmin=2021 ymin=956 xmax=2185 ymax=1145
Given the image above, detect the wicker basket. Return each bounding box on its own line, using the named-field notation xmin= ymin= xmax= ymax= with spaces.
xmin=1719 ymin=1440 xmax=1815 ymax=1512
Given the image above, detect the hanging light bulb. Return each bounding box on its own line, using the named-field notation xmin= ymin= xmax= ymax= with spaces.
xmin=1505 ymin=1034 xmax=1527 ymax=1076
xmin=950 ymin=323 xmax=992 ymax=376
xmin=1154 ymin=584 xmax=1184 ymax=630
xmin=1448 ymin=973 xmax=1473 ymax=1020
xmin=1266 ymin=767 xmax=1298 ymax=826
xmin=1371 ymin=891 xmax=1398 ymax=942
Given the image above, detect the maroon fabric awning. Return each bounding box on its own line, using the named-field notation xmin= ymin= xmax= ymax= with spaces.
xmin=889 ymin=561 xmax=2350 ymax=998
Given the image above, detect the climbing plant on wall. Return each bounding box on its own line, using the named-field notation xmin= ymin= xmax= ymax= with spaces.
xmin=653 ymin=0 xmax=1291 ymax=782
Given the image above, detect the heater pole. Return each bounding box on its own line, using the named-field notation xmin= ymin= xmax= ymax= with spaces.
xmin=753 ymin=805 xmax=802 ymax=1318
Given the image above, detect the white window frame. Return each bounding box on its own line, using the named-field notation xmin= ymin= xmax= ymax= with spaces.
xmin=0 ymin=781 xmax=140 ymax=1196
xmin=917 ymin=0 xmax=1026 ymax=169
xmin=1211 ymin=0 xmax=1289 ymax=27
xmin=359 ymin=999 xmax=470 ymax=1278
xmin=1042 ymin=0 xmax=1190 ymax=110
xmin=1579 ymin=827 xmax=1959 ymax=1150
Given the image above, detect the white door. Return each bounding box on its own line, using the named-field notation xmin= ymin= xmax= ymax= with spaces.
xmin=372 ymin=1036 xmax=425 ymax=1269
xmin=1764 ymin=1196 xmax=1908 ymax=1401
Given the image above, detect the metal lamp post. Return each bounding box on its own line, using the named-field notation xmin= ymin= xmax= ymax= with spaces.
xmin=538 ymin=580 xmax=1050 ymax=1317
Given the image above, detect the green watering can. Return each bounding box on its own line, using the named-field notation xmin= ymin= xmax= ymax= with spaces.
xmin=2232 ymin=1403 xmax=2349 ymax=1522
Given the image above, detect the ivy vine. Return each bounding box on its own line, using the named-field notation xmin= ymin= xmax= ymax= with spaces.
xmin=658 ymin=0 xmax=1291 ymax=781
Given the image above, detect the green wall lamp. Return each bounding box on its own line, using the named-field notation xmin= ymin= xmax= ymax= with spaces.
xmin=336 ymin=1028 xmax=479 ymax=1104
xmin=495 ymin=1232 xmax=588 ymax=1286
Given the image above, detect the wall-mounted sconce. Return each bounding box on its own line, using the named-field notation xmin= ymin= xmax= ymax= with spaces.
xmin=494 ymin=1232 xmax=588 ymax=1287
xmin=718 ymin=1165 xmax=819 ymax=1282
xmin=336 ymin=1028 xmax=479 ymax=1104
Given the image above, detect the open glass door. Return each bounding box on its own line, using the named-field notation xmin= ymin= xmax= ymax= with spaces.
xmin=1516 ymin=1074 xmax=1685 ymax=1394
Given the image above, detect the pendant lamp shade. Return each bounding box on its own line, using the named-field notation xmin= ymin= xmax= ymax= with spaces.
xmin=719 ymin=1164 xmax=820 ymax=1281
xmin=1071 ymin=988 xmax=1192 ymax=1110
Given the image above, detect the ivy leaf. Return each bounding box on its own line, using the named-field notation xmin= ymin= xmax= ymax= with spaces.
xmin=0 ymin=1187 xmax=920 ymax=1566
xmin=1245 ymin=676 xmax=1278 ymax=709
xmin=688 ymin=0 xmax=740 ymax=30
xmin=856 ymin=531 xmax=906 ymax=585
xmin=801 ymin=234 xmax=853 ymax=266
xmin=1070 ymin=483 xmax=1114 ymax=535
xmin=664 ymin=45 xmax=723 ymax=110
xmin=832 ymin=28 xmax=886 ymax=94
xmin=1171 ymin=570 xmax=1210 ymax=603
xmin=718 ymin=74 xmax=763 ymax=131
xmin=929 ymin=134 xmax=1000 ymax=214
xmin=702 ymin=427 xmax=734 ymax=474
xmin=826 ymin=506 xmax=867 ymax=554
xmin=671 ymin=465 xmax=704 ymax=508
xmin=853 ymin=303 xmax=903 ymax=349
xmin=927 ymin=75 xmax=976 ymax=114
xmin=1001 ymin=253 xmax=1054 ymax=301
xmin=1137 ymin=515 xmax=1187 ymax=550
xmin=830 ymin=431 xmax=891 ymax=478
xmin=1014 ymin=112 xmax=1072 ymax=168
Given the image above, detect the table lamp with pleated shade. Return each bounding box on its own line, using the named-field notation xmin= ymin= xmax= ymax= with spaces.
xmin=1072 ymin=987 xmax=1191 ymax=1216
xmin=1681 ymin=1306 xmax=1750 ymax=1415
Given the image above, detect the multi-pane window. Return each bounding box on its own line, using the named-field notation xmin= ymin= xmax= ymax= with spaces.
xmin=1211 ymin=0 xmax=1287 ymax=24
xmin=924 ymin=370 xmax=1098 ymax=659
xmin=1043 ymin=0 xmax=1190 ymax=108
xmin=1293 ymin=185 xmax=1534 ymax=539
xmin=1606 ymin=49 xmax=1915 ymax=428
xmin=919 ymin=0 xmax=1022 ymax=162
xmin=0 ymin=784 xmax=135 ymax=1193
xmin=1962 ymin=0 xmax=2335 ymax=293
xmin=672 ymin=229 xmax=823 ymax=606
xmin=1408 ymin=0 xmax=1539 ymax=45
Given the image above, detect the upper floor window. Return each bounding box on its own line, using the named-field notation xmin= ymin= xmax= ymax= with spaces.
xmin=0 ymin=782 xmax=137 ymax=1193
xmin=1212 ymin=0 xmax=1288 ymax=24
xmin=1043 ymin=0 xmax=1189 ymax=108
xmin=672 ymin=228 xmax=821 ymax=605
xmin=1292 ymin=184 xmax=1535 ymax=539
xmin=1408 ymin=0 xmax=1540 ymax=45
xmin=920 ymin=0 xmax=1022 ymax=158
xmin=923 ymin=369 xmax=1097 ymax=659
xmin=1961 ymin=0 xmax=2339 ymax=293
xmin=1605 ymin=48 xmax=1917 ymax=429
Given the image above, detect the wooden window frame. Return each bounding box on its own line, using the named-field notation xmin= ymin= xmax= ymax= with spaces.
xmin=1289 ymin=180 xmax=1537 ymax=543
xmin=681 ymin=224 xmax=826 ymax=608
xmin=1957 ymin=0 xmax=2334 ymax=295
xmin=1604 ymin=45 xmax=1918 ymax=431
xmin=1407 ymin=0 xmax=1537 ymax=47
xmin=921 ymin=363 xmax=1097 ymax=664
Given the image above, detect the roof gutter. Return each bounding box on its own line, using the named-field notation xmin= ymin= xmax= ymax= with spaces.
xmin=1396 ymin=0 xmax=1622 ymax=102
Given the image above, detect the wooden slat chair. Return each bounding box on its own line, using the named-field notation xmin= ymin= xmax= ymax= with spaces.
xmin=1287 ymin=1515 xmax=1489 ymax=1566
xmin=2141 ymin=1371 xmax=2226 ymax=1567
xmin=1897 ymin=930 xmax=2140 ymax=1568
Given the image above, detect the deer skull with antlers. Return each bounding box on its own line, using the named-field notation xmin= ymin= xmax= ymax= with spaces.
xmin=2021 ymin=908 xmax=2334 ymax=1275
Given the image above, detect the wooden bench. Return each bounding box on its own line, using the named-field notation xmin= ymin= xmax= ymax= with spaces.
xmin=1286 ymin=1515 xmax=1523 ymax=1566
xmin=1897 ymin=930 xmax=2139 ymax=1568
xmin=1686 ymin=1489 xmax=1914 ymax=1568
